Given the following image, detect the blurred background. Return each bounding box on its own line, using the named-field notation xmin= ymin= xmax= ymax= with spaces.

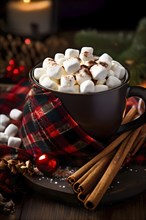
xmin=0 ymin=0 xmax=146 ymax=31
xmin=58 ymin=0 xmax=146 ymax=31
xmin=0 ymin=0 xmax=146 ymax=86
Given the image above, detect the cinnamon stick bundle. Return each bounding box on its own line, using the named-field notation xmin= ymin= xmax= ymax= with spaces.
xmin=67 ymin=130 xmax=131 ymax=185
xmin=67 ymin=106 xmax=138 ymax=185
xmin=77 ymin=152 xmax=114 ymax=195
xmin=67 ymin=107 xmax=137 ymax=185
xmin=84 ymin=126 xmax=143 ymax=210
xmin=73 ymin=159 xmax=101 ymax=193
xmin=66 ymin=105 xmax=146 ymax=210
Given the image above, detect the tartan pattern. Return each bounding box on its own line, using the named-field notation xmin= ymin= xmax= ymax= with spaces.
xmin=0 ymin=78 xmax=30 ymax=114
xmin=19 ymin=86 xmax=103 ymax=164
xmin=0 ymin=145 xmax=32 ymax=161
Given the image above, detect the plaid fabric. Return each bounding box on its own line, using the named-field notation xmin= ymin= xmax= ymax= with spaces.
xmin=19 ymin=85 xmax=103 ymax=165
xmin=0 ymin=78 xmax=30 ymax=114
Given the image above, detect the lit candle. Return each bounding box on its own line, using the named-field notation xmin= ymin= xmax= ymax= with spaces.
xmin=6 ymin=0 xmax=53 ymax=37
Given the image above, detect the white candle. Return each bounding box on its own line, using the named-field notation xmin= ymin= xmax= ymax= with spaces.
xmin=6 ymin=0 xmax=53 ymax=37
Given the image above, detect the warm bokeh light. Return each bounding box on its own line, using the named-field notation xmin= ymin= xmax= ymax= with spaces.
xmin=24 ymin=38 xmax=31 ymax=45
xmin=23 ymin=0 xmax=31 ymax=3
xmin=6 ymin=66 xmax=13 ymax=72
xmin=9 ymin=59 xmax=15 ymax=66
xmin=139 ymin=81 xmax=146 ymax=88
xmin=13 ymin=68 xmax=19 ymax=75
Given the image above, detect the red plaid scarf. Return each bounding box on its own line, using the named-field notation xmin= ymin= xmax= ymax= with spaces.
xmin=19 ymin=85 xmax=103 ymax=166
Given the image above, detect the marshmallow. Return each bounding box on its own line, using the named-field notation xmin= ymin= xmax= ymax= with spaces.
xmin=4 ymin=124 xmax=18 ymax=137
xmin=0 ymin=125 xmax=5 ymax=132
xmin=106 ymin=76 xmax=122 ymax=88
xmin=75 ymin=68 xmax=92 ymax=85
xmin=8 ymin=136 xmax=22 ymax=148
xmin=9 ymin=109 xmax=23 ymax=121
xmin=111 ymin=60 xmax=125 ymax=79
xmin=98 ymin=53 xmax=112 ymax=70
xmin=58 ymin=86 xmax=76 ymax=93
xmin=0 ymin=132 xmax=8 ymax=143
xmin=54 ymin=53 xmax=65 ymax=62
xmin=81 ymin=47 xmax=94 ymax=54
xmin=54 ymin=53 xmax=66 ymax=66
xmin=0 ymin=114 xmax=10 ymax=127
xmin=60 ymin=75 xmax=75 ymax=87
xmin=34 ymin=68 xmax=47 ymax=81
xmin=96 ymin=79 xmax=106 ymax=85
xmin=39 ymin=74 xmax=49 ymax=84
xmin=79 ymin=47 xmax=94 ymax=62
xmin=42 ymin=57 xmax=54 ymax=68
xmin=39 ymin=75 xmax=58 ymax=90
xmin=107 ymin=69 xmax=115 ymax=77
xmin=55 ymin=57 xmax=66 ymax=66
xmin=90 ymin=64 xmax=108 ymax=80
xmin=79 ymin=51 xmax=94 ymax=62
xmin=80 ymin=80 xmax=95 ymax=93
xmin=65 ymin=48 xmax=79 ymax=58
xmin=47 ymin=63 xmax=64 ymax=79
xmin=63 ymin=58 xmax=80 ymax=74
xmin=95 ymin=85 xmax=109 ymax=92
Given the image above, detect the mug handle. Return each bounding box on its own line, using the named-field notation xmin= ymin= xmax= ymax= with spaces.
xmin=117 ymin=86 xmax=146 ymax=135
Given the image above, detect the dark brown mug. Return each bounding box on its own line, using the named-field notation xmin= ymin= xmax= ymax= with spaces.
xmin=30 ymin=63 xmax=146 ymax=140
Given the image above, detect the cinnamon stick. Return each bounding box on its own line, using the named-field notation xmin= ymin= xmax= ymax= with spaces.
xmin=139 ymin=124 xmax=146 ymax=138
xmin=73 ymin=160 xmax=101 ymax=193
xmin=131 ymin=137 xmax=146 ymax=156
xmin=78 ymin=152 xmax=114 ymax=195
xmin=73 ymin=151 xmax=115 ymax=193
xmin=77 ymin=191 xmax=90 ymax=203
xmin=122 ymin=106 xmax=137 ymax=124
xmin=67 ymin=130 xmax=131 ymax=185
xmin=84 ymin=126 xmax=142 ymax=210
xmin=130 ymin=124 xmax=146 ymax=156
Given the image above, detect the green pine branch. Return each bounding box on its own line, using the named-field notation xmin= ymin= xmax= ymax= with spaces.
xmin=74 ymin=17 xmax=146 ymax=85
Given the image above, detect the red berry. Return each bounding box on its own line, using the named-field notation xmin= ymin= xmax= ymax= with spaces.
xmin=36 ymin=154 xmax=58 ymax=175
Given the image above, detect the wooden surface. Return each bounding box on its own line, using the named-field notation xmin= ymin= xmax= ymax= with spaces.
xmin=20 ymin=193 xmax=146 ymax=220
xmin=1 ymin=190 xmax=146 ymax=220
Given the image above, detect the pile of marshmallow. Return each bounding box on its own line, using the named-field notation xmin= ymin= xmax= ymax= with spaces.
xmin=0 ymin=109 xmax=22 ymax=148
xmin=34 ymin=47 xmax=126 ymax=93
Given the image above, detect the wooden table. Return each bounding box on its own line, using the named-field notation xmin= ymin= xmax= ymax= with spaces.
xmin=23 ymin=192 xmax=146 ymax=220
xmin=1 ymin=191 xmax=146 ymax=220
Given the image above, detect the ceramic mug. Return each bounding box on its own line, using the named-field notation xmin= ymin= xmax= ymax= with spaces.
xmin=30 ymin=63 xmax=146 ymax=140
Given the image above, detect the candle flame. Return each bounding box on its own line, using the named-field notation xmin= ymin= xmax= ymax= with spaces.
xmin=23 ymin=0 xmax=31 ymax=3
